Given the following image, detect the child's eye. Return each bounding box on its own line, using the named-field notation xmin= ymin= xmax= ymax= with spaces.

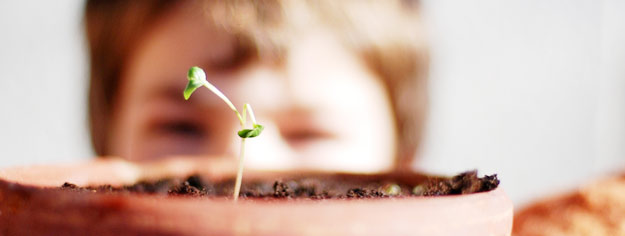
xmin=156 ymin=121 xmax=205 ymax=139
xmin=285 ymin=131 xmax=320 ymax=142
xmin=283 ymin=129 xmax=333 ymax=146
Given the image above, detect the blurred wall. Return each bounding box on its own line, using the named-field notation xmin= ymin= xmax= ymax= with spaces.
xmin=0 ymin=0 xmax=623 ymax=205
xmin=0 ymin=1 xmax=91 ymax=166
xmin=419 ymin=0 xmax=625 ymax=205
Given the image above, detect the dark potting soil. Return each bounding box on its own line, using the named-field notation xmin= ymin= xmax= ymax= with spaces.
xmin=59 ymin=170 xmax=499 ymax=199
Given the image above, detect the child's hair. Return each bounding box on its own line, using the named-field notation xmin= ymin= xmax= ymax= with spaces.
xmin=85 ymin=0 xmax=428 ymax=169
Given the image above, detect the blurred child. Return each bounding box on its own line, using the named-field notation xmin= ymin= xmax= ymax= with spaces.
xmin=85 ymin=0 xmax=428 ymax=172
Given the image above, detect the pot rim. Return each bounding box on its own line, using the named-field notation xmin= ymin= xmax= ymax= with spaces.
xmin=0 ymin=157 xmax=514 ymax=236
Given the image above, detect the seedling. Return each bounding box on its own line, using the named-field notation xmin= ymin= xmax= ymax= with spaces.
xmin=382 ymin=183 xmax=401 ymax=196
xmin=412 ymin=185 xmax=425 ymax=195
xmin=184 ymin=66 xmax=264 ymax=201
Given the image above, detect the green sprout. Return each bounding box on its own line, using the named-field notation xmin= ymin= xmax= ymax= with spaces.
xmin=381 ymin=183 xmax=401 ymax=196
xmin=412 ymin=185 xmax=425 ymax=195
xmin=184 ymin=66 xmax=264 ymax=201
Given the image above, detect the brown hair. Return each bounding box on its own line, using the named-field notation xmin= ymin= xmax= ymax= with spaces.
xmin=85 ymin=0 xmax=428 ymax=170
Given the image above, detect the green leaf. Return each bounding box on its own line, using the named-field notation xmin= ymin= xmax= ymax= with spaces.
xmin=183 ymin=66 xmax=207 ymax=100
xmin=238 ymin=124 xmax=264 ymax=138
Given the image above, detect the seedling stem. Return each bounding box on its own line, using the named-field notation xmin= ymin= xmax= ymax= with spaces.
xmin=184 ymin=66 xmax=264 ymax=201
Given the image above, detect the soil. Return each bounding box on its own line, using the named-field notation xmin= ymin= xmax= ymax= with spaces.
xmin=59 ymin=170 xmax=499 ymax=199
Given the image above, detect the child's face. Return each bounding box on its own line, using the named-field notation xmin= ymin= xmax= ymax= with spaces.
xmin=109 ymin=5 xmax=397 ymax=172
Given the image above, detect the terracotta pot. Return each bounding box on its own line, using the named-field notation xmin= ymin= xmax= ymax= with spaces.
xmin=0 ymin=157 xmax=513 ymax=236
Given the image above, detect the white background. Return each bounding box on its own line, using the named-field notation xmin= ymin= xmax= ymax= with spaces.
xmin=418 ymin=0 xmax=625 ymax=206
xmin=0 ymin=0 xmax=624 ymax=206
